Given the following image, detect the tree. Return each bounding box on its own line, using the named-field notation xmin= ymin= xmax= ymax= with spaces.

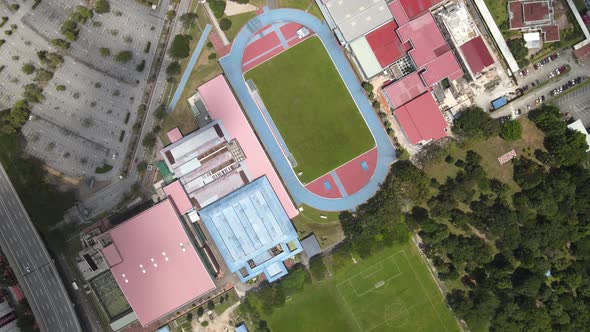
xmin=208 ymin=0 xmax=226 ymax=18
xmin=33 ymin=68 xmax=54 ymax=82
xmin=135 ymin=59 xmax=146 ymax=72
xmin=136 ymin=161 xmax=147 ymax=173
xmin=72 ymin=6 xmax=93 ymax=24
xmin=99 ymin=47 xmax=110 ymax=57
xmin=50 ymin=38 xmax=70 ymax=50
xmin=166 ymin=10 xmax=177 ymax=20
xmin=500 ymin=120 xmax=522 ymax=141
xmin=94 ymin=0 xmax=110 ymax=14
xmin=142 ymin=133 xmax=156 ymax=148
xmin=166 ymin=61 xmax=181 ymax=76
xmin=114 ymin=50 xmax=133 ymax=64
xmin=544 ymin=129 xmax=588 ymax=166
xmin=179 ymin=12 xmax=197 ymax=28
xmin=507 ymin=38 xmax=529 ymax=68
xmin=154 ymin=104 xmax=168 ymax=120
xmin=21 ymin=63 xmax=35 ymax=75
xmin=60 ymin=19 xmax=79 ymax=41
xmin=22 ymin=84 xmax=44 ymax=103
xmin=168 ymin=35 xmax=190 ymax=59
xmin=207 ymin=300 xmax=215 ymax=310
xmin=453 ymin=106 xmax=500 ymax=140
xmin=219 ymin=18 xmax=232 ymax=31
xmin=361 ymin=81 xmax=373 ymax=94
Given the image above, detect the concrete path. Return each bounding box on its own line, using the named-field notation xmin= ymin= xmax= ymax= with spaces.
xmin=205 ymin=2 xmax=230 ymax=46
xmin=168 ymin=24 xmax=212 ymax=112
xmin=219 ymin=9 xmax=396 ymax=212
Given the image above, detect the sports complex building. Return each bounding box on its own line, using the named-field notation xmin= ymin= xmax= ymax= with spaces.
xmin=90 ymin=2 xmax=498 ymax=329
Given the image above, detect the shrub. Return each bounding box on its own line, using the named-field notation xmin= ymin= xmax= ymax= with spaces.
xmin=4 ymin=30 xmax=12 ymax=36
xmin=144 ymin=41 xmax=151 ymax=53
xmin=499 ymin=120 xmax=522 ymax=141
xmin=135 ymin=59 xmax=146 ymax=72
xmin=207 ymin=52 xmax=217 ymax=60
xmin=99 ymin=47 xmax=110 ymax=57
xmin=10 ymin=4 xmax=19 ymax=11
xmin=94 ymin=0 xmax=110 ymax=14
xmin=21 ymin=63 xmax=35 ymax=75
xmin=51 ymin=38 xmax=70 ymax=50
xmin=154 ymin=104 xmax=167 ymax=120
xmin=34 ymin=68 xmax=54 ymax=82
xmin=114 ymin=50 xmax=133 ymax=64
xmin=137 ymin=161 xmax=147 ymax=173
xmin=219 ymin=18 xmax=232 ymax=31
xmin=56 ymin=85 xmax=66 ymax=91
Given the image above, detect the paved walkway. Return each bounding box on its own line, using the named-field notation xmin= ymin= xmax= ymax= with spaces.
xmin=167 ymin=24 xmax=212 ymax=112
xmin=219 ymin=9 xmax=396 ymax=211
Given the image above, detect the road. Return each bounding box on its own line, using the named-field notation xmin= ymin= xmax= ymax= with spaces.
xmin=491 ymin=49 xmax=590 ymax=119
xmin=0 ymin=163 xmax=81 ymax=332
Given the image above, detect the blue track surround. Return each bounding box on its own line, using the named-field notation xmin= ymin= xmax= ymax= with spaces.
xmin=168 ymin=24 xmax=212 ymax=112
xmin=219 ymin=9 xmax=396 ymax=211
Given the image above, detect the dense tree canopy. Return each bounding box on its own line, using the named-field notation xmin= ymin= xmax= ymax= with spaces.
xmin=168 ymin=34 xmax=190 ymax=59
xmin=453 ymin=106 xmax=500 ymax=140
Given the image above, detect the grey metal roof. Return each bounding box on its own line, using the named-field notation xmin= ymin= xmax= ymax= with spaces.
xmin=323 ymin=0 xmax=392 ymax=41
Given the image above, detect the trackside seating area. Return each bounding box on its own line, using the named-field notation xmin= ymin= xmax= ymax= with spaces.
xmin=245 ymin=37 xmax=375 ymax=183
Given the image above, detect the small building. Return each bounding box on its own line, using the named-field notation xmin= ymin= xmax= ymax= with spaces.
xmin=523 ymin=31 xmax=542 ymax=49
xmin=0 ymin=298 xmax=17 ymax=332
xmin=568 ymin=120 xmax=590 ymax=152
xmin=301 ymin=234 xmax=322 ymax=260
xmin=198 ymin=176 xmax=303 ymax=283
xmin=100 ymin=199 xmax=216 ymax=327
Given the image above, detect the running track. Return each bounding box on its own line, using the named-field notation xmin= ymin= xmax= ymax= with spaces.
xmin=219 ymin=9 xmax=396 ymax=211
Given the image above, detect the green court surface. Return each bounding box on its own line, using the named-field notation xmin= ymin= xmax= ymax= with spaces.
xmin=245 ymin=37 xmax=374 ymax=183
xmin=267 ymin=242 xmax=460 ymax=332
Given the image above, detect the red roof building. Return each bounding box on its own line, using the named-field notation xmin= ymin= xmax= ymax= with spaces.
xmin=163 ymin=180 xmax=193 ymax=215
xmin=508 ymin=1 xmax=558 ymax=42
xmin=575 ymin=42 xmax=590 ymax=62
xmin=166 ymin=128 xmax=183 ymax=144
xmin=101 ymin=199 xmax=216 ymax=327
xmin=365 ymin=20 xmax=408 ymax=67
xmin=460 ymin=36 xmax=495 ymax=76
xmin=393 ymin=92 xmax=448 ymax=145
xmin=383 ymin=72 xmax=428 ymax=108
xmin=398 ymin=0 xmax=444 ymax=20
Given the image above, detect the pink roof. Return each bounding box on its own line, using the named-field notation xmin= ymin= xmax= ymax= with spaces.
xmin=388 ymin=1 xmax=409 ymax=25
xmin=542 ymin=25 xmax=559 ymax=42
xmin=366 ymin=20 xmax=407 ymax=67
xmin=383 ymin=72 xmax=428 ymax=107
xmin=101 ymin=199 xmax=215 ymax=326
xmin=197 ymin=76 xmax=298 ymax=219
xmin=421 ymin=51 xmax=464 ymax=86
xmin=397 ymin=13 xmax=449 ymax=68
xmin=523 ymin=2 xmax=549 ymax=22
xmin=166 ymin=128 xmax=183 ymax=143
xmin=399 ymin=0 xmax=443 ymax=20
xmin=163 ymin=180 xmax=193 ymax=214
xmin=509 ymin=2 xmax=524 ymax=28
xmin=394 ymin=92 xmax=448 ymax=144
xmin=460 ymin=36 xmax=495 ymax=75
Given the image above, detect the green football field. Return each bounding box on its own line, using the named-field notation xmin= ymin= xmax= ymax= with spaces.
xmin=266 ymin=242 xmax=460 ymax=332
xmin=245 ymin=37 xmax=374 ymax=183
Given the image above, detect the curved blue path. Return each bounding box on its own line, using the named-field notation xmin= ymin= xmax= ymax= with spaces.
xmin=219 ymin=9 xmax=396 ymax=211
xmin=168 ymin=24 xmax=212 ymax=112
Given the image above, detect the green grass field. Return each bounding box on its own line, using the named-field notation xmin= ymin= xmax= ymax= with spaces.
xmin=266 ymin=242 xmax=460 ymax=332
xmin=245 ymin=37 xmax=374 ymax=183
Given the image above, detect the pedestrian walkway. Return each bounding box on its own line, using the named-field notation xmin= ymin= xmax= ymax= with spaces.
xmin=168 ymin=24 xmax=212 ymax=112
xmin=219 ymin=9 xmax=396 ymax=211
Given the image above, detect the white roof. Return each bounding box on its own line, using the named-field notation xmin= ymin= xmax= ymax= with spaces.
xmin=523 ymin=32 xmax=541 ymax=41
xmin=568 ymin=119 xmax=590 ymax=152
xmin=324 ymin=0 xmax=392 ymax=41
xmin=350 ymin=37 xmax=383 ymax=79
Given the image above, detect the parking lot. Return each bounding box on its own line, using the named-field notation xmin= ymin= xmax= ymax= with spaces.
xmin=0 ymin=0 xmax=166 ymax=179
xmin=555 ymin=82 xmax=590 ymax=127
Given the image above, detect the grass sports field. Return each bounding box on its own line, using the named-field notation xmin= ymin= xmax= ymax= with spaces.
xmin=266 ymin=242 xmax=460 ymax=332
xmin=245 ymin=37 xmax=374 ymax=183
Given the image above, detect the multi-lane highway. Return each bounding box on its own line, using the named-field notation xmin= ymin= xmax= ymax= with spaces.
xmin=0 ymin=163 xmax=81 ymax=332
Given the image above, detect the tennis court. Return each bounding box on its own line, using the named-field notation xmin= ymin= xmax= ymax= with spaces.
xmin=90 ymin=271 xmax=131 ymax=319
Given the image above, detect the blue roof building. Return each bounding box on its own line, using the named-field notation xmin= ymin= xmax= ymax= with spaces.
xmin=198 ymin=176 xmax=302 ymax=283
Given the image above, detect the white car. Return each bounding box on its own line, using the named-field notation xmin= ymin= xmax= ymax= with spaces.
xmin=296 ymin=27 xmax=310 ymax=39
